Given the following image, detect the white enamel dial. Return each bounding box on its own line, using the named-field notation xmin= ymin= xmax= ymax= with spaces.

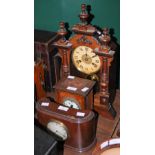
xmin=63 ymin=98 xmax=80 ymax=109
xmin=47 ymin=121 xmax=68 ymax=140
xmin=72 ymin=46 xmax=101 ymax=75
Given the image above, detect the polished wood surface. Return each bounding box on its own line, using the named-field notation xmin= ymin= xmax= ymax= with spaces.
xmin=63 ymin=90 xmax=120 ymax=155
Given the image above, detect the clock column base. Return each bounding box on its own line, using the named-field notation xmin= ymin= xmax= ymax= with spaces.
xmin=94 ymin=93 xmax=116 ymax=120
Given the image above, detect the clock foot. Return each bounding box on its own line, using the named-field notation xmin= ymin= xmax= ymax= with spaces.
xmin=94 ymin=93 xmax=116 ymax=120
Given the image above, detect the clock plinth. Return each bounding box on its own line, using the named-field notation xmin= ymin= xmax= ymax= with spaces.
xmin=53 ymin=22 xmax=72 ymax=79
xmin=94 ymin=92 xmax=116 ymax=120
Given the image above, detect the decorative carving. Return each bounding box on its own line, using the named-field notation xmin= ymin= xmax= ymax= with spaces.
xmin=72 ymin=4 xmax=96 ymax=35
xmin=79 ymin=4 xmax=89 ymax=25
xmin=99 ymin=28 xmax=111 ymax=51
xmin=77 ymin=35 xmax=92 ymax=44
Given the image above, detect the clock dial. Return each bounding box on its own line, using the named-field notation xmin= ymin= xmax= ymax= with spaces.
xmin=63 ymin=98 xmax=80 ymax=109
xmin=72 ymin=46 xmax=101 ymax=75
xmin=47 ymin=121 xmax=68 ymax=140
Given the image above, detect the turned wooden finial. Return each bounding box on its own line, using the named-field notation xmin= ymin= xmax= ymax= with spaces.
xmin=100 ymin=28 xmax=111 ymax=50
xmin=57 ymin=21 xmax=67 ymax=42
xmin=79 ymin=4 xmax=89 ymax=25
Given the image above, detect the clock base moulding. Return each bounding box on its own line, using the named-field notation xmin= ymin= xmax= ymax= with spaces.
xmin=94 ymin=92 xmax=116 ymax=120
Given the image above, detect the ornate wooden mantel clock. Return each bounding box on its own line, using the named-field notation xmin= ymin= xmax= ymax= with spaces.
xmin=68 ymin=4 xmax=116 ymax=119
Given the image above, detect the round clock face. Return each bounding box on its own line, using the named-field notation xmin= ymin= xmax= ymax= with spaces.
xmin=47 ymin=121 xmax=68 ymax=141
xmin=72 ymin=46 xmax=101 ymax=75
xmin=63 ymin=98 xmax=80 ymax=109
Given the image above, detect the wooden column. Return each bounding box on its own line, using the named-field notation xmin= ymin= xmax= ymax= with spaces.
xmin=99 ymin=28 xmax=111 ymax=105
xmin=53 ymin=22 xmax=72 ymax=80
xmin=94 ymin=28 xmax=116 ymax=119
xmin=100 ymin=57 xmax=109 ymax=105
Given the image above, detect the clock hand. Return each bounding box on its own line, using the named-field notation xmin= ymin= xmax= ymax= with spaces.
xmin=92 ymin=55 xmax=97 ymax=58
xmin=85 ymin=51 xmax=88 ymax=57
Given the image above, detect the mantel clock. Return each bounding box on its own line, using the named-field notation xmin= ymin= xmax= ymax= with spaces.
xmin=69 ymin=4 xmax=116 ymax=119
xmin=36 ymin=98 xmax=97 ymax=152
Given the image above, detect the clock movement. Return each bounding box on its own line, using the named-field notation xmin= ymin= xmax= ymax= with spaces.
xmin=36 ymin=98 xmax=97 ymax=152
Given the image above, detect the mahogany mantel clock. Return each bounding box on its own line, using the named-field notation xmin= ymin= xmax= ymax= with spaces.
xmin=69 ymin=4 xmax=116 ymax=119
xmin=54 ymin=76 xmax=95 ymax=110
xmin=36 ymin=98 xmax=97 ymax=152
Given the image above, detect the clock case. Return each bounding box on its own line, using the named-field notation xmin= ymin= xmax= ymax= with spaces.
xmin=54 ymin=76 xmax=96 ymax=110
xmin=36 ymin=99 xmax=98 ymax=152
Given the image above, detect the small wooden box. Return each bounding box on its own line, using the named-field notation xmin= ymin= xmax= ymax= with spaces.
xmin=54 ymin=76 xmax=96 ymax=110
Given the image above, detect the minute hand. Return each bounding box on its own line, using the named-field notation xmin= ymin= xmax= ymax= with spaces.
xmin=92 ymin=55 xmax=97 ymax=58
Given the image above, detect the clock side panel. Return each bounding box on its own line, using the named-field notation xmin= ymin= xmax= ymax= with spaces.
xmin=85 ymin=90 xmax=94 ymax=109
